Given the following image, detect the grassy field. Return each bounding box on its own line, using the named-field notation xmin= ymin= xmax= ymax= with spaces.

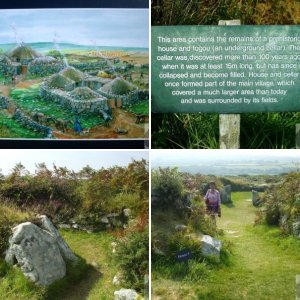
xmin=152 ymin=112 xmax=300 ymax=149
xmin=10 ymin=85 xmax=104 ymax=130
xmin=129 ymin=101 xmax=149 ymax=115
xmin=0 ymin=110 xmax=44 ymax=139
xmin=152 ymin=191 xmax=300 ymax=299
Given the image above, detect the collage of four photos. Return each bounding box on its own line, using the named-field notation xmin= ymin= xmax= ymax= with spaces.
xmin=0 ymin=0 xmax=299 ymax=299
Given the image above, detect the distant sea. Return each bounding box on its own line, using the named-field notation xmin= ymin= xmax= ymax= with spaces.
xmin=0 ymin=42 xmax=148 ymax=53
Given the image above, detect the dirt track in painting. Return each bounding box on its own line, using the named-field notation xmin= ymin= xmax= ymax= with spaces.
xmin=53 ymin=108 xmax=147 ymax=139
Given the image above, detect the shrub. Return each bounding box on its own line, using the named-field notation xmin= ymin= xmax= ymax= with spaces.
xmin=258 ymin=172 xmax=300 ymax=231
xmin=152 ymin=167 xmax=184 ymax=207
xmin=115 ymin=229 xmax=149 ymax=293
xmin=0 ymin=203 xmax=32 ymax=257
xmin=0 ymin=216 xmax=11 ymax=256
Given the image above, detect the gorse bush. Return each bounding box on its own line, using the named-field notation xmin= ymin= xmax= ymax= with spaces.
xmin=78 ymin=159 xmax=148 ymax=216
xmin=0 ymin=216 xmax=11 ymax=256
xmin=0 ymin=159 xmax=148 ymax=224
xmin=115 ymin=229 xmax=149 ymax=293
xmin=258 ymin=172 xmax=300 ymax=231
xmin=152 ymin=167 xmax=184 ymax=207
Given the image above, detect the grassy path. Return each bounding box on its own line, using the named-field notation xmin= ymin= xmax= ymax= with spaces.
xmin=153 ymin=192 xmax=300 ymax=300
xmin=57 ymin=230 xmax=118 ymax=300
xmin=205 ymin=191 xmax=300 ymax=300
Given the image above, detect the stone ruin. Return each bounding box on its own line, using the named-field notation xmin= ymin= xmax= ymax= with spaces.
xmin=41 ymin=67 xmax=148 ymax=115
xmin=220 ymin=185 xmax=232 ymax=204
xmin=5 ymin=215 xmax=77 ymax=286
xmin=40 ymin=66 xmax=109 ymax=114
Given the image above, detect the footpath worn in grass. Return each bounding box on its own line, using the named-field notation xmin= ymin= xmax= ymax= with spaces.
xmin=58 ymin=230 xmax=118 ymax=300
xmin=153 ymin=192 xmax=300 ymax=299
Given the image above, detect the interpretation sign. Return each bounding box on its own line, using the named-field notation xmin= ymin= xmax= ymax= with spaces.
xmin=152 ymin=25 xmax=300 ymax=113
xmin=176 ymin=249 xmax=192 ymax=263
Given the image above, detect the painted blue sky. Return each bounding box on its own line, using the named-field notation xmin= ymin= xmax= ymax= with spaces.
xmin=0 ymin=150 xmax=148 ymax=175
xmin=0 ymin=9 xmax=149 ymax=48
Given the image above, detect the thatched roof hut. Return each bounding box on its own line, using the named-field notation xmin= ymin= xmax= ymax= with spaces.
xmin=8 ymin=43 xmax=41 ymax=61
xmin=101 ymin=77 xmax=136 ymax=95
xmin=47 ymin=74 xmax=74 ymax=89
xmin=59 ymin=67 xmax=85 ymax=83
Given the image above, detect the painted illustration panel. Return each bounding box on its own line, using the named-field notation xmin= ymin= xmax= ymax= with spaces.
xmin=0 ymin=9 xmax=149 ymax=139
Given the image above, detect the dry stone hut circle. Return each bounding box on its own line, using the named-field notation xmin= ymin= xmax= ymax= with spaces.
xmin=40 ymin=66 xmax=109 ymax=114
xmin=41 ymin=68 xmax=148 ymax=114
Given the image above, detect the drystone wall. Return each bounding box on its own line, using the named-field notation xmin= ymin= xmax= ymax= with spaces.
xmin=28 ymin=63 xmax=64 ymax=77
xmin=40 ymin=84 xmax=108 ymax=113
xmin=13 ymin=109 xmax=51 ymax=136
xmin=98 ymin=89 xmax=149 ymax=108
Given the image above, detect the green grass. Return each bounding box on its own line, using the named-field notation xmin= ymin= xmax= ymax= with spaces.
xmin=0 ymin=223 xmax=120 ymax=300
xmin=128 ymin=101 xmax=149 ymax=115
xmin=57 ymin=230 xmax=118 ymax=300
xmin=0 ymin=259 xmax=46 ymax=300
xmin=152 ymin=191 xmax=300 ymax=299
xmin=0 ymin=110 xmax=43 ymax=138
xmin=152 ymin=112 xmax=300 ymax=149
xmin=10 ymin=85 xmax=104 ymax=130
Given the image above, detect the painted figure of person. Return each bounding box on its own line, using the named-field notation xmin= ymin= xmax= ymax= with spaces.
xmin=204 ymin=181 xmax=221 ymax=222
xmin=74 ymin=117 xmax=82 ymax=133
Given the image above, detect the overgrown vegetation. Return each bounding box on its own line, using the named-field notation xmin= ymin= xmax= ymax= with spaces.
xmin=115 ymin=229 xmax=149 ymax=292
xmin=152 ymin=1 xmax=300 ymax=149
xmin=0 ymin=159 xmax=149 ymax=299
xmin=152 ymin=167 xmax=231 ymax=295
xmin=256 ymin=172 xmax=300 ymax=233
xmin=0 ymin=159 xmax=148 ymax=224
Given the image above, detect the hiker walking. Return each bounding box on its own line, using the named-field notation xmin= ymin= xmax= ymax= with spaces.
xmin=204 ymin=181 xmax=221 ymax=223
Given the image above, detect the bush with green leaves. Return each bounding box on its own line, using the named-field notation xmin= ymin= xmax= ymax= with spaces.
xmin=152 ymin=167 xmax=185 ymax=207
xmin=0 ymin=216 xmax=11 ymax=256
xmin=258 ymin=172 xmax=300 ymax=231
xmin=78 ymin=159 xmax=148 ymax=216
xmin=115 ymin=229 xmax=149 ymax=293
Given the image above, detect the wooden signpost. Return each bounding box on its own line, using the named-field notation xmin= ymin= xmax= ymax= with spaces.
xmin=218 ymin=20 xmax=241 ymax=149
xmin=296 ymin=124 xmax=300 ymax=149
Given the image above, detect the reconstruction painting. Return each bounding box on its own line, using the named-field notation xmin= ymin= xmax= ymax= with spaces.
xmin=0 ymin=9 xmax=149 ymax=139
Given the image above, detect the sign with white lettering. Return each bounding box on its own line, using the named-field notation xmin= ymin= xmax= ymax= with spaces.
xmin=176 ymin=249 xmax=192 ymax=262
xmin=152 ymin=25 xmax=300 ymax=113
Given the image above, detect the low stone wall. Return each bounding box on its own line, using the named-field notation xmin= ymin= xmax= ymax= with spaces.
xmin=13 ymin=109 xmax=51 ymax=136
xmin=122 ymin=90 xmax=149 ymax=107
xmin=0 ymin=64 xmax=19 ymax=77
xmin=0 ymin=96 xmax=10 ymax=109
xmin=40 ymin=84 xmax=108 ymax=113
xmin=70 ymin=61 xmax=107 ymax=72
xmin=98 ymin=89 xmax=149 ymax=108
xmin=28 ymin=63 xmax=64 ymax=77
